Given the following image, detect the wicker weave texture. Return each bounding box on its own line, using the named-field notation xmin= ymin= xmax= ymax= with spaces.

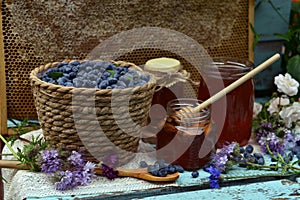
xmin=1 ymin=0 xmax=251 ymax=120
xmin=30 ymin=61 xmax=156 ymax=164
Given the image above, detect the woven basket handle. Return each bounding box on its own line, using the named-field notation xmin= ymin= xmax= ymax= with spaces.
xmin=111 ymin=60 xmax=144 ymax=71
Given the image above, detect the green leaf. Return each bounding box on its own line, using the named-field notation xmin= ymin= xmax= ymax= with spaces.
xmin=274 ymin=33 xmax=290 ymax=41
xmin=107 ymin=70 xmax=115 ymax=78
xmin=287 ymin=55 xmax=300 ymax=83
xmin=48 ymin=72 xmax=63 ymax=80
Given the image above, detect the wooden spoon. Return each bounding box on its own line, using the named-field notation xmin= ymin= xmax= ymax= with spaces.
xmin=177 ymin=53 xmax=281 ymax=122
xmin=0 ymin=160 xmax=179 ymax=182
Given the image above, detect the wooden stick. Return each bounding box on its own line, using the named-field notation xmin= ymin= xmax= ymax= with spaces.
xmin=194 ymin=53 xmax=280 ymax=113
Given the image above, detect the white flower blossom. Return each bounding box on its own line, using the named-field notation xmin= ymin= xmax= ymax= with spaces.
xmin=253 ymin=102 xmax=262 ymax=118
xmin=274 ymin=73 xmax=299 ymax=96
xmin=267 ymin=97 xmax=290 ymax=115
xmin=279 ymin=102 xmax=300 ymax=128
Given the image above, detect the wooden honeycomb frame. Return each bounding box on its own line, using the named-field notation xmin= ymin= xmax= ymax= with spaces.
xmin=0 ymin=0 xmax=254 ymax=135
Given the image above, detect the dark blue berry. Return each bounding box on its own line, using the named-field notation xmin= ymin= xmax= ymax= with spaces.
xmin=191 ymin=171 xmax=199 ymax=178
xmin=257 ymin=157 xmax=265 ymax=165
xmin=64 ymin=82 xmax=73 ymax=87
xmin=245 ymin=145 xmax=254 ymax=153
xmin=158 ymin=168 xmax=168 ymax=177
xmin=108 ymin=77 xmax=118 ymax=85
xmin=99 ymin=80 xmax=109 ymax=89
xmin=70 ymin=60 xmax=80 ymax=66
xmin=174 ymin=165 xmax=184 ymax=173
xmin=292 ymin=146 xmax=300 ymax=155
xmin=239 ymin=147 xmax=245 ymax=154
xmin=243 ymin=152 xmax=252 ymax=159
xmin=253 ymin=153 xmax=263 ymax=159
xmin=139 ymin=161 xmax=148 ymax=168
xmin=167 ymin=165 xmax=176 ymax=174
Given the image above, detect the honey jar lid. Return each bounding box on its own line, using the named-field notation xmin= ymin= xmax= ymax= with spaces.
xmin=144 ymin=57 xmax=181 ymax=73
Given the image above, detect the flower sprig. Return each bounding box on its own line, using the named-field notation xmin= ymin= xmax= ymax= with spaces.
xmin=206 ymin=141 xmax=300 ymax=189
xmin=253 ymin=73 xmax=300 ymax=155
xmin=0 ymin=134 xmax=122 ymax=191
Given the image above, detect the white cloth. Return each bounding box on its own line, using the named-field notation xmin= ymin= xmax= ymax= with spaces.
xmin=2 ymin=129 xmax=177 ymax=200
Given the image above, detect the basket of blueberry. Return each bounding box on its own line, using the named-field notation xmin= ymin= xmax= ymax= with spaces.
xmin=30 ymin=60 xmax=156 ymax=165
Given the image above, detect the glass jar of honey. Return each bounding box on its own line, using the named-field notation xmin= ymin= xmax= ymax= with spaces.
xmin=142 ymin=58 xmax=184 ymax=141
xmin=197 ymin=58 xmax=254 ymax=148
xmin=156 ymin=98 xmax=213 ymax=170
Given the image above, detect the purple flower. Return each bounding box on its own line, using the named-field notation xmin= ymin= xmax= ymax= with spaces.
xmin=210 ymin=142 xmax=237 ymax=172
xmin=40 ymin=149 xmax=96 ymax=191
xmin=67 ymin=150 xmax=85 ymax=168
xmin=40 ymin=149 xmax=62 ymax=174
xmin=101 ymin=163 xmax=118 ymax=180
xmin=209 ymin=179 xmax=220 ymax=189
xmin=205 ymin=166 xmax=221 ymax=189
xmin=54 ymin=162 xmax=96 ymax=191
xmin=54 ymin=170 xmax=75 ymax=191
xmin=258 ymin=132 xmax=285 ymax=155
xmin=206 ymin=166 xmax=221 ymax=179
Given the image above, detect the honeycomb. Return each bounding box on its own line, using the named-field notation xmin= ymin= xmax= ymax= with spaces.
xmin=1 ymin=0 xmax=252 ymax=121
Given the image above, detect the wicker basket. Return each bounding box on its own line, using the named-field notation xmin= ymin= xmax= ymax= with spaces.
xmin=29 ymin=60 xmax=156 ymax=165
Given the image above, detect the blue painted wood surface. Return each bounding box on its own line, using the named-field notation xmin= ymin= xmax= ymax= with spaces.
xmin=142 ymin=179 xmax=300 ymax=200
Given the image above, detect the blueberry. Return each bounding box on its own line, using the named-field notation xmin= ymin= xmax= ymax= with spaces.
xmin=292 ymin=146 xmax=300 ymax=154
xmin=253 ymin=153 xmax=263 ymax=159
xmin=167 ymin=165 xmax=176 ymax=174
xmin=117 ymin=81 xmax=126 ymax=88
xmin=113 ymin=73 xmax=121 ymax=79
xmin=85 ymin=66 xmax=92 ymax=72
xmin=128 ymin=80 xmax=135 ymax=88
xmin=234 ymin=155 xmax=243 ymax=162
xmin=73 ymin=78 xmax=84 ymax=87
xmin=288 ymin=152 xmax=294 ymax=161
xmin=56 ymin=62 xmax=68 ymax=68
xmin=245 ymin=145 xmax=254 ymax=153
xmin=147 ymin=164 xmax=158 ymax=174
xmin=108 ymin=77 xmax=118 ymax=85
xmin=243 ymin=152 xmax=252 ymax=159
xmin=297 ymin=152 xmax=300 ymax=160
xmin=140 ymin=74 xmax=150 ymax=82
xmin=191 ymin=171 xmax=199 ymax=178
xmin=139 ymin=161 xmax=148 ymax=168
xmin=239 ymin=147 xmax=245 ymax=154
xmin=69 ymin=72 xmax=77 ymax=79
xmin=155 ymin=159 xmax=168 ymax=169
xmin=105 ymin=64 xmax=115 ymax=70
xmin=64 ymin=82 xmax=73 ymax=87
xmin=238 ymin=158 xmax=249 ymax=167
xmin=158 ymin=168 xmax=168 ymax=177
xmin=135 ymin=80 xmax=147 ymax=86
xmin=63 ymin=65 xmax=72 ymax=73
xmin=102 ymin=71 xmax=111 ymax=79
xmin=70 ymin=60 xmax=80 ymax=66
xmin=257 ymin=157 xmax=265 ymax=165
xmin=119 ymin=76 xmax=130 ymax=84
xmin=174 ymin=165 xmax=184 ymax=173
xmin=99 ymin=80 xmax=109 ymax=89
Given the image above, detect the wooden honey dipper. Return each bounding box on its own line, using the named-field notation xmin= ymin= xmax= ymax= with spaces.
xmin=177 ymin=53 xmax=281 ymax=124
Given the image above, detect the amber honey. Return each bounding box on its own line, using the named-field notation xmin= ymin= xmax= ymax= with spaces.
xmin=197 ymin=58 xmax=254 ymax=148
xmin=156 ymin=98 xmax=213 ymax=170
